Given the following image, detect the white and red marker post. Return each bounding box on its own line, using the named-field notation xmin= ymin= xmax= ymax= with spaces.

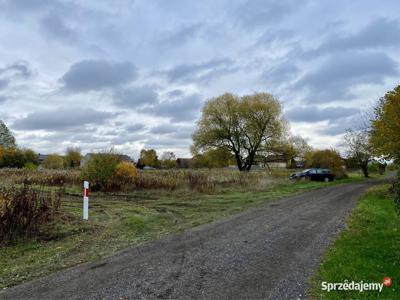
xmin=83 ymin=181 xmax=89 ymax=220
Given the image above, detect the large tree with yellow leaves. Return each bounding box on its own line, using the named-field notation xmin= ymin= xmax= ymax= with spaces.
xmin=371 ymin=85 xmax=400 ymax=162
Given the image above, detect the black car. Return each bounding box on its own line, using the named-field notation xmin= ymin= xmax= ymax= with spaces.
xmin=290 ymin=168 xmax=335 ymax=182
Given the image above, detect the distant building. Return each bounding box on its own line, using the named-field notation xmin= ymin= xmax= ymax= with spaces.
xmin=264 ymin=154 xmax=288 ymax=169
xmin=38 ymin=153 xmax=47 ymax=164
xmin=80 ymin=153 xmax=133 ymax=167
xmin=142 ymin=166 xmax=156 ymax=170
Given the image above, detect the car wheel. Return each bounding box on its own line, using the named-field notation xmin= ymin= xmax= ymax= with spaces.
xmin=324 ymin=177 xmax=329 ymax=182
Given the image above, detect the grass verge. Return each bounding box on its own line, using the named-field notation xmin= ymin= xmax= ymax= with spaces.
xmin=0 ymin=176 xmax=365 ymax=289
xmin=310 ymin=184 xmax=400 ymax=299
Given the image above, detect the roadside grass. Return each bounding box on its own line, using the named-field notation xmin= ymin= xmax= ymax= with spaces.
xmin=310 ymin=184 xmax=400 ymax=299
xmin=0 ymin=175 xmax=365 ymax=289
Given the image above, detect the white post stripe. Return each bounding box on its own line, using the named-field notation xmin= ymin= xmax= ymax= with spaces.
xmin=83 ymin=181 xmax=89 ymax=220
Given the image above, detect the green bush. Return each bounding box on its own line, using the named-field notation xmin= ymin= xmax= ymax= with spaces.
xmin=24 ymin=162 xmax=37 ymax=170
xmin=395 ymin=170 xmax=400 ymax=212
xmin=42 ymin=154 xmax=64 ymax=169
xmin=388 ymin=163 xmax=398 ymax=171
xmin=336 ymin=172 xmax=349 ymax=180
xmin=305 ymin=149 xmax=347 ymax=178
xmin=368 ymin=161 xmax=386 ymax=175
xmin=80 ymin=153 xmax=122 ymax=191
xmin=0 ymin=147 xmax=38 ymax=168
xmin=368 ymin=162 xmax=379 ymax=173
xmin=64 ymin=147 xmax=82 ymax=169
xmin=22 ymin=149 xmax=39 ymax=166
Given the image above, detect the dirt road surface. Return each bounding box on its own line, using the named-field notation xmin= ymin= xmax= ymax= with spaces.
xmin=1 ymin=181 xmax=380 ymax=299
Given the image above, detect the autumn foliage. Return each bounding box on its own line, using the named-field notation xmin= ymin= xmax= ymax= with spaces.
xmin=305 ymin=149 xmax=346 ymax=178
xmin=113 ymin=161 xmax=140 ymax=189
xmin=371 ymin=85 xmax=400 ymax=162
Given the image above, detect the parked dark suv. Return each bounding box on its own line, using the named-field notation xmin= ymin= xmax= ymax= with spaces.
xmin=290 ymin=168 xmax=335 ymax=182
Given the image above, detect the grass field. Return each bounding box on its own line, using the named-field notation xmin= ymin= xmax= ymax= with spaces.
xmin=0 ymin=171 xmax=366 ymax=289
xmin=310 ymin=184 xmax=400 ymax=299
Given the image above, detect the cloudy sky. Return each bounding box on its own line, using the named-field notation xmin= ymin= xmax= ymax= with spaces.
xmin=0 ymin=0 xmax=399 ymax=158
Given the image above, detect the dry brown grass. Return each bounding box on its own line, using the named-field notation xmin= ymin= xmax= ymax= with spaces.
xmin=0 ymin=169 xmax=81 ymax=186
xmin=0 ymin=185 xmax=63 ymax=245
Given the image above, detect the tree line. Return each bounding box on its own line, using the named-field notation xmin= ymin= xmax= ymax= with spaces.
xmin=1 ymin=85 xmax=399 ymax=175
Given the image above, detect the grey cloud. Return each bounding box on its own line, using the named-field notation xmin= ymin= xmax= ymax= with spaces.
xmin=286 ymin=106 xmax=359 ymax=123
xmin=150 ymin=125 xmax=175 ymax=135
xmin=166 ymin=89 xmax=185 ymax=98
xmin=114 ymin=85 xmax=158 ymax=108
xmin=41 ymin=13 xmax=77 ymax=42
xmin=318 ymin=120 xmax=354 ymax=136
xmin=3 ymin=0 xmax=400 ymax=155
xmin=264 ymin=62 xmax=298 ymax=84
xmin=61 ymin=59 xmax=137 ymax=92
xmin=139 ymin=94 xmax=202 ymax=122
xmin=0 ymin=79 xmax=10 ymax=90
xmin=164 ymin=58 xmax=236 ymax=83
xmin=70 ymin=132 xmax=103 ymax=144
xmin=1 ymin=0 xmax=55 ymax=13
xmin=13 ymin=107 xmax=116 ymax=130
xmin=235 ymin=0 xmax=306 ymax=29
xmin=149 ymin=124 xmax=194 ymax=137
xmin=1 ymin=0 xmax=85 ymax=20
xmin=257 ymin=29 xmax=295 ymax=45
xmin=0 ymin=62 xmax=32 ymax=92
xmin=144 ymin=136 xmax=191 ymax=149
xmin=170 ymin=126 xmax=195 ymax=140
xmin=125 ymin=123 xmax=146 ymax=132
xmin=319 ymin=125 xmax=348 ymax=136
xmin=158 ymin=23 xmax=202 ymax=46
xmin=295 ymin=51 xmax=399 ymax=103
xmin=108 ymin=132 xmax=148 ymax=145
xmin=312 ymin=18 xmax=400 ymax=56
xmin=0 ymin=61 xmax=32 ymax=78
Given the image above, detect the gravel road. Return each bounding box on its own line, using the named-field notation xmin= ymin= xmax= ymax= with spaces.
xmin=1 ymin=181 xmax=379 ymax=300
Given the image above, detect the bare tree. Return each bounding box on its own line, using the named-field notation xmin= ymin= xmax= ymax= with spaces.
xmin=344 ymin=128 xmax=372 ymax=177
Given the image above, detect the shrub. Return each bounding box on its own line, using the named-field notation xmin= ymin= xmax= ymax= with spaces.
xmin=0 ymin=147 xmax=38 ymax=168
xmin=305 ymin=149 xmax=346 ymax=178
xmin=0 ymin=148 xmax=24 ymax=168
xmin=64 ymin=147 xmax=82 ymax=169
xmin=0 ymin=185 xmax=62 ymax=244
xmin=43 ymin=154 xmax=64 ymax=169
xmin=24 ymin=162 xmax=38 ymax=170
xmin=368 ymin=161 xmax=379 ymax=173
xmin=80 ymin=153 xmax=122 ymax=191
xmin=368 ymin=161 xmax=386 ymax=175
xmin=22 ymin=149 xmax=39 ymax=166
xmin=394 ymin=169 xmax=400 ymax=212
xmin=113 ymin=161 xmax=139 ymax=190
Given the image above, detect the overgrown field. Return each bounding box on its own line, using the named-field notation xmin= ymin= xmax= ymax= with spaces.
xmin=310 ymin=184 xmax=400 ymax=299
xmin=0 ymin=168 xmax=366 ymax=289
xmin=0 ymin=168 xmax=293 ymax=192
